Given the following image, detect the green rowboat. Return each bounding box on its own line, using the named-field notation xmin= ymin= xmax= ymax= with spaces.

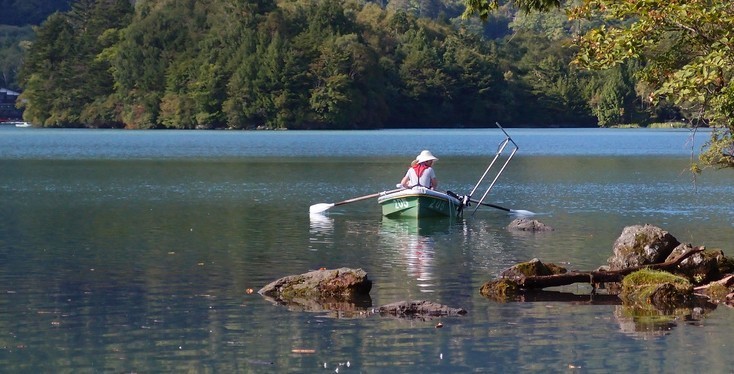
xmin=377 ymin=187 xmax=463 ymax=218
xmin=308 ymin=123 xmax=532 ymax=217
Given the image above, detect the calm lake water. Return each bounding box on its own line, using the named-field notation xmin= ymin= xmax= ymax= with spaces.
xmin=1 ymin=126 xmax=732 ymax=372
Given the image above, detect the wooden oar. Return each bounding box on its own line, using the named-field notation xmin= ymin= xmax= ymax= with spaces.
xmin=309 ymin=188 xmax=404 ymax=214
xmin=469 ymin=199 xmax=535 ymax=216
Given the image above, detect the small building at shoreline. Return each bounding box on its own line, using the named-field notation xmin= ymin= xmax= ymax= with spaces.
xmin=0 ymin=88 xmax=23 ymax=122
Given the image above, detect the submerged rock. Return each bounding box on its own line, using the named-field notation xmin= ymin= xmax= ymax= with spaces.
xmin=507 ymin=218 xmax=554 ymax=232
xmin=376 ymin=300 xmax=467 ymax=319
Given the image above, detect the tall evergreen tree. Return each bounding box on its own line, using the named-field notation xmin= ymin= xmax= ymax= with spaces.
xmin=0 ymin=25 xmax=34 ymax=90
xmin=17 ymin=13 xmax=74 ymax=125
xmin=18 ymin=0 xmax=133 ymax=127
xmin=0 ymin=0 xmax=72 ymax=26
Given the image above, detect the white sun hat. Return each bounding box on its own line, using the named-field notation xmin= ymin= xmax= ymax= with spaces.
xmin=415 ymin=150 xmax=438 ymax=163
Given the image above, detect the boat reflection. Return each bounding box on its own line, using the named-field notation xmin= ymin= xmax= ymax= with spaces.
xmin=379 ymin=217 xmax=460 ymax=293
xmin=309 ymin=213 xmax=334 ymax=249
xmin=380 ymin=216 xmax=456 ymax=236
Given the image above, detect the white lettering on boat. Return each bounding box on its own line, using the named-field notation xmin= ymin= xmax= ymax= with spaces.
xmin=428 ymin=199 xmax=446 ymax=211
xmin=393 ymin=199 xmax=410 ymax=209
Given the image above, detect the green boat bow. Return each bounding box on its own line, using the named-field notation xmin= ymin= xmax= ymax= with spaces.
xmin=377 ymin=188 xmax=464 ymax=218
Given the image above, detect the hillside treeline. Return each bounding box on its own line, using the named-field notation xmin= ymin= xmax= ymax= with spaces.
xmin=16 ymin=0 xmax=674 ymax=129
xmin=0 ymin=0 xmax=72 ymax=26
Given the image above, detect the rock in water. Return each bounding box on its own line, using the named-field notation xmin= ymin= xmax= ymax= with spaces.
xmin=607 ymin=224 xmax=679 ymax=270
xmin=376 ymin=300 xmax=467 ymax=318
xmin=507 ymin=218 xmax=554 ymax=232
xmin=258 ymin=267 xmax=372 ymax=299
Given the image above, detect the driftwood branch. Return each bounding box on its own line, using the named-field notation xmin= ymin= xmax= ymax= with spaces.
xmin=517 ymin=247 xmax=704 ymax=289
xmin=694 ymin=275 xmax=734 ymax=292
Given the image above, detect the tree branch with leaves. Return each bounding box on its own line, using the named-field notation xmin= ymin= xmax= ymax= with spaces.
xmin=465 ymin=0 xmax=734 ymax=169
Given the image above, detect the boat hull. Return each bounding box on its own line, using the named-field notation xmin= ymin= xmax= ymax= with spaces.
xmin=377 ymin=188 xmax=463 ymax=218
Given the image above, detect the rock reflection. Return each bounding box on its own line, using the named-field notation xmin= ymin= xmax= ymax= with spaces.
xmin=483 ymin=287 xmax=719 ymax=338
xmin=260 ymin=294 xmax=373 ymax=319
xmin=613 ymin=301 xmax=717 ymax=339
xmin=501 ymin=289 xmax=622 ymax=305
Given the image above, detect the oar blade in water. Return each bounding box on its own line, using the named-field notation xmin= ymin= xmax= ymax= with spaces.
xmin=309 ymin=203 xmax=334 ymax=214
xmin=510 ymin=209 xmax=536 ymax=216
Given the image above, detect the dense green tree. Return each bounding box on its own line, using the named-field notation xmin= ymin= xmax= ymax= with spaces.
xmin=442 ymin=32 xmax=503 ymax=123
xmin=393 ymin=23 xmax=458 ymax=126
xmin=72 ymin=0 xmax=134 ymax=127
xmin=529 ymin=55 xmax=591 ymax=124
xmin=245 ymin=7 xmax=315 ymax=129
xmin=508 ymin=3 xmax=580 ymax=41
xmin=466 ymin=0 xmax=734 ymax=168
xmin=110 ymin=0 xmax=203 ymax=128
xmin=18 ymin=0 xmax=666 ymax=129
xmin=0 ymin=0 xmax=72 ymax=26
xmin=214 ymin=0 xmax=279 ymax=128
xmin=593 ymin=72 xmax=623 ymax=127
xmin=463 ymin=0 xmax=561 ymax=19
xmin=17 ymin=0 xmax=133 ymax=127
xmin=16 ymin=14 xmax=73 ymax=125
xmin=0 ymin=25 xmax=33 ymax=89
xmin=493 ymin=30 xmax=594 ymax=125
xmin=387 ymin=0 xmax=448 ymax=19
xmin=308 ymin=35 xmax=359 ymax=127
xmin=567 ymin=0 xmax=734 ymax=169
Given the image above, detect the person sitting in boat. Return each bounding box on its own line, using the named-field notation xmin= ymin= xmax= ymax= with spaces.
xmin=400 ymin=150 xmax=438 ymax=190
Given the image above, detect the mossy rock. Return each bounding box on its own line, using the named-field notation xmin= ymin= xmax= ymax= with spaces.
xmin=499 ymin=258 xmax=567 ymax=279
xmin=259 ymin=268 xmax=372 ymax=300
xmin=719 ymin=255 xmax=734 ymax=274
xmin=620 ymin=269 xmax=692 ymax=308
xmin=664 ymin=244 xmax=733 ymax=285
xmin=479 ymin=279 xmax=520 ymax=301
xmin=608 ymin=224 xmax=680 ymax=270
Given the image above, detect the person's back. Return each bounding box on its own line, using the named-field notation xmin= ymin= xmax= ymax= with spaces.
xmin=400 ymin=150 xmax=438 ymax=190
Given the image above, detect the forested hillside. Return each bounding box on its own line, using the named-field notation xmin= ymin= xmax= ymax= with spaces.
xmin=0 ymin=0 xmax=72 ymax=26
xmin=8 ymin=0 xmax=677 ymax=129
xmin=0 ymin=0 xmax=72 ymax=90
xmin=0 ymin=24 xmax=32 ymax=90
